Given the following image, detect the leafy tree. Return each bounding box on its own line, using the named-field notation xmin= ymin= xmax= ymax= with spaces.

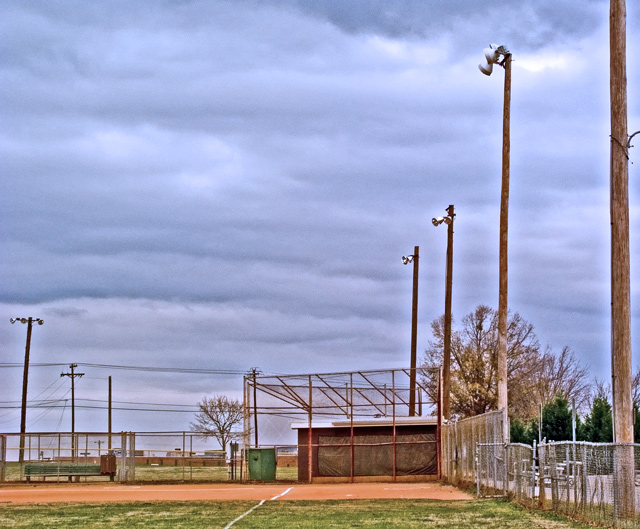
xmin=190 ymin=395 xmax=243 ymax=451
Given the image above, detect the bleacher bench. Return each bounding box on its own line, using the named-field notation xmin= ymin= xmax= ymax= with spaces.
xmin=24 ymin=460 xmax=116 ymax=482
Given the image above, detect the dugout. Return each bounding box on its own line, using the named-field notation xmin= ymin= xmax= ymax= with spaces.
xmin=293 ymin=417 xmax=438 ymax=482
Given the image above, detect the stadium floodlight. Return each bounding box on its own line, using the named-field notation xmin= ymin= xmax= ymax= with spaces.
xmin=432 ymin=215 xmax=453 ymax=226
xmin=478 ymin=44 xmax=510 ymax=76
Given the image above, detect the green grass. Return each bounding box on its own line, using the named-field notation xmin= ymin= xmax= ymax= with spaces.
xmin=0 ymin=499 xmax=597 ymax=528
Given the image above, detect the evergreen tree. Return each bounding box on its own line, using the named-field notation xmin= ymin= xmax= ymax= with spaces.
xmin=541 ymin=394 xmax=573 ymax=441
xmin=510 ymin=417 xmax=529 ymax=444
xmin=583 ymin=394 xmax=613 ymax=443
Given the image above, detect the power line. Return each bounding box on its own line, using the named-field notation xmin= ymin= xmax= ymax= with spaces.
xmin=0 ymin=362 xmax=246 ymax=375
xmin=0 ymin=398 xmax=200 ymax=413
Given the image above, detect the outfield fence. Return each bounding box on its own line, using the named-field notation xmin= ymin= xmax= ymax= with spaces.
xmin=0 ymin=432 xmax=298 ymax=483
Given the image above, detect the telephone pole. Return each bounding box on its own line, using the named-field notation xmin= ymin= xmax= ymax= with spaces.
xmin=248 ymin=367 xmax=262 ymax=446
xmin=609 ymin=0 xmax=634 ymax=519
xmin=61 ymin=363 xmax=84 ymax=458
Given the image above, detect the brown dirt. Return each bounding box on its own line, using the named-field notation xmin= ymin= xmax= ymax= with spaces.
xmin=0 ymin=481 xmax=473 ymax=504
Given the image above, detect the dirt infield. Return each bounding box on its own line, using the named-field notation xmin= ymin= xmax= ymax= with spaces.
xmin=0 ymin=481 xmax=473 ymax=504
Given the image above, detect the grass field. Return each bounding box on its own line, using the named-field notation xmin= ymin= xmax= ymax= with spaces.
xmin=0 ymin=499 xmax=596 ymax=528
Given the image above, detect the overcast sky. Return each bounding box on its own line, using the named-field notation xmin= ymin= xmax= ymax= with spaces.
xmin=1 ymin=1 xmax=638 ymax=441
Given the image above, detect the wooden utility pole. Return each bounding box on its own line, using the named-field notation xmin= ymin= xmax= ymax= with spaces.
xmin=19 ymin=319 xmax=34 ymax=464
xmin=409 ymin=246 xmax=419 ymax=417
xmin=442 ymin=206 xmax=455 ymax=421
xmin=402 ymin=247 xmax=420 ymax=416
xmin=11 ymin=317 xmax=44 ymax=463
xmin=248 ymin=367 xmax=261 ymax=446
xmin=609 ymin=0 xmax=634 ymax=519
xmin=610 ymin=0 xmax=632 ymax=446
xmin=479 ymin=43 xmax=512 ymax=442
xmin=496 ymin=53 xmax=512 ymax=442
xmin=108 ymin=376 xmax=112 ymax=451
xmin=61 ymin=363 xmax=84 ymax=459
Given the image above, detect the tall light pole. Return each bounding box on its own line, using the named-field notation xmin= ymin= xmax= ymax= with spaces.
xmin=402 ymin=246 xmax=419 ymax=416
xmin=479 ymin=44 xmax=511 ymax=440
xmin=10 ymin=317 xmax=44 ymax=463
xmin=432 ymin=206 xmax=455 ymax=420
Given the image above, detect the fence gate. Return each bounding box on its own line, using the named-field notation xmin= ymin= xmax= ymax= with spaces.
xmin=477 ymin=442 xmax=537 ymax=501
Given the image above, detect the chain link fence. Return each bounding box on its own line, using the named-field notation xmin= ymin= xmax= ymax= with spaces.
xmin=445 ymin=411 xmax=639 ymax=527
xmin=474 ymin=438 xmax=640 ymax=527
xmin=537 ymin=442 xmax=639 ymax=528
xmin=442 ymin=409 xmax=506 ymax=486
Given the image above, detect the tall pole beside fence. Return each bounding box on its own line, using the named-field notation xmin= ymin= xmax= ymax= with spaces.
xmin=609 ymin=0 xmax=634 ymax=519
xmin=479 ymin=44 xmax=512 ymax=442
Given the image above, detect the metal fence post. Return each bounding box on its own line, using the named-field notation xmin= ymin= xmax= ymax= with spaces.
xmin=476 ymin=442 xmax=481 ymax=498
xmin=0 ymin=435 xmax=5 ymax=482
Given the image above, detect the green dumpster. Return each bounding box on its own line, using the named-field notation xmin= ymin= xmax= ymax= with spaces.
xmin=248 ymin=448 xmax=276 ymax=481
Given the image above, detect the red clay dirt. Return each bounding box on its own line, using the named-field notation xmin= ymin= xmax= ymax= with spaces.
xmin=0 ymin=482 xmax=473 ymax=504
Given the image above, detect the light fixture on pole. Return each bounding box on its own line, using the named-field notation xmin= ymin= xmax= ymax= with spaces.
xmin=402 ymin=246 xmax=419 ymax=417
xmin=432 ymin=205 xmax=455 ymax=421
xmin=10 ymin=317 xmax=44 ymax=463
xmin=479 ymin=43 xmax=511 ymax=442
xmin=478 ymin=44 xmax=510 ymax=76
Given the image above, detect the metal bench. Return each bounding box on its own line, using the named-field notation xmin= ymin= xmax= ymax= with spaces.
xmin=24 ymin=458 xmax=116 ymax=482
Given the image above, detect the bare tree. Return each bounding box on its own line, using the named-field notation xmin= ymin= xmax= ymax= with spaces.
xmin=420 ymin=305 xmax=589 ymax=421
xmin=190 ymin=395 xmax=243 ymax=451
xmin=422 ymin=305 xmax=542 ymax=419
xmin=534 ymin=346 xmax=591 ymax=413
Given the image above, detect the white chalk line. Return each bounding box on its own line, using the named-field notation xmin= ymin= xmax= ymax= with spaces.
xmin=224 ymin=487 xmax=293 ymax=529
